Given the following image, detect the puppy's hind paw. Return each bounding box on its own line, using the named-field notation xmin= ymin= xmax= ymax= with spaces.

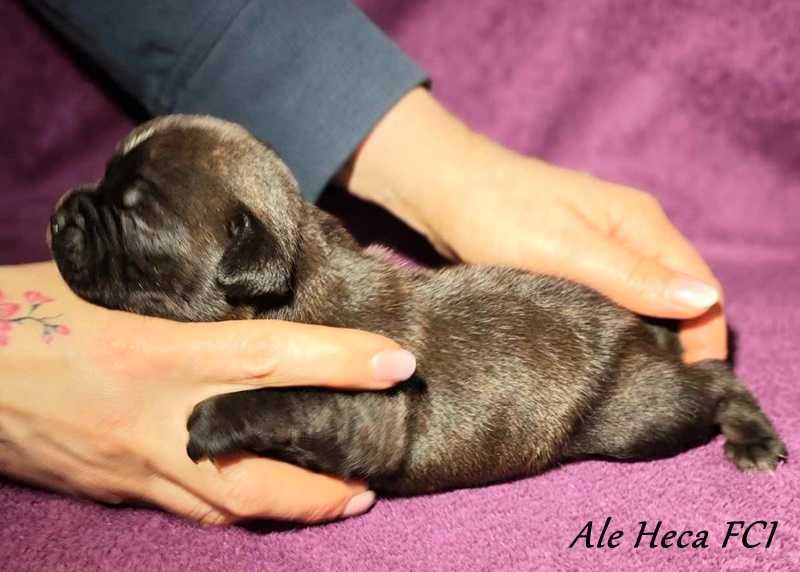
xmin=723 ymin=434 xmax=787 ymax=472
xmin=716 ymin=387 xmax=787 ymax=472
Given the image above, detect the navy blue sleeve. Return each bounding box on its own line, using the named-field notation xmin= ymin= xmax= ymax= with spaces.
xmin=31 ymin=0 xmax=428 ymax=201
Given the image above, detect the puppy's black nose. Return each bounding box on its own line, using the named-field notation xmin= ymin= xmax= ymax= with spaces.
xmin=50 ymin=211 xmax=67 ymax=236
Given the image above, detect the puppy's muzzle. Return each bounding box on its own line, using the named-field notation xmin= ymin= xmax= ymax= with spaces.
xmin=50 ymin=189 xmax=111 ymax=276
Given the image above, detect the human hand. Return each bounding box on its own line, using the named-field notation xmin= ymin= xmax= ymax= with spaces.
xmin=342 ymin=89 xmax=725 ymax=363
xmin=0 ymin=262 xmax=416 ymax=524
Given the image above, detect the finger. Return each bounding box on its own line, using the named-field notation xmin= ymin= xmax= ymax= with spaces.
xmin=617 ymin=196 xmax=708 ymax=260
xmin=154 ymin=449 xmax=374 ymax=524
xmin=655 ymin=235 xmax=728 ymax=363
xmin=214 ymin=454 xmax=375 ymax=523
xmin=679 ymin=303 xmax=728 ymax=363
xmin=141 ymin=475 xmax=233 ymax=525
xmin=163 ymin=319 xmax=417 ymax=390
xmin=619 ymin=202 xmax=722 ymax=294
xmin=538 ymin=229 xmax=720 ymax=319
xmin=617 ymin=208 xmax=729 ymax=361
xmin=541 ymin=231 xmax=727 ymax=362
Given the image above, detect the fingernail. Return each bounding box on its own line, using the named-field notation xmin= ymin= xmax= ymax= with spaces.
xmin=342 ymin=490 xmax=376 ymax=518
xmin=669 ymin=275 xmax=719 ymax=308
xmin=371 ymin=349 xmax=417 ymax=383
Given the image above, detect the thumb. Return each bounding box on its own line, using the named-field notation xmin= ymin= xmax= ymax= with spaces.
xmin=196 ymin=455 xmax=376 ymax=523
xmin=556 ymin=233 xmax=720 ymax=319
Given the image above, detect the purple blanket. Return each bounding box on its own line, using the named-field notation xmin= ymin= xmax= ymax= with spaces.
xmin=2 ymin=1 xmax=798 ymax=569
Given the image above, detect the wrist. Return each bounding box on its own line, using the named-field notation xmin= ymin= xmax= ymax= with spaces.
xmin=337 ymin=88 xmax=482 ymax=256
xmin=0 ymin=263 xmax=77 ymax=409
xmin=337 ymin=88 xmax=564 ymax=260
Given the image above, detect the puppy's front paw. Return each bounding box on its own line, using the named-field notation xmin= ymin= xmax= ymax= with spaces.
xmin=185 ymin=388 xmax=363 ymax=478
xmin=186 ymin=396 xmax=244 ymax=462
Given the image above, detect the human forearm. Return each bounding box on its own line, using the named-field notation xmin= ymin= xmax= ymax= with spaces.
xmin=337 ymin=87 xmax=479 ymax=255
xmin=31 ymin=0 xmax=427 ymax=202
xmin=0 ymin=263 xmax=76 ymax=413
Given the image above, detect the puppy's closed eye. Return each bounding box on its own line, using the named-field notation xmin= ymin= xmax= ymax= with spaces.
xmin=122 ymin=186 xmax=143 ymax=209
xmin=226 ymin=210 xmax=251 ymax=239
xmin=116 ymin=176 xmax=158 ymax=211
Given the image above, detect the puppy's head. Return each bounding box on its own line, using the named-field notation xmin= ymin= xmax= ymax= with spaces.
xmin=50 ymin=115 xmax=304 ymax=321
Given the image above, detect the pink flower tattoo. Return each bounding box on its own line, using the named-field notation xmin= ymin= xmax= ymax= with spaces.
xmin=0 ymin=290 xmax=70 ymax=346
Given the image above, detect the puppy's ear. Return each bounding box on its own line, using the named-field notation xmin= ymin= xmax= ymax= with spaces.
xmin=217 ymin=208 xmax=292 ymax=301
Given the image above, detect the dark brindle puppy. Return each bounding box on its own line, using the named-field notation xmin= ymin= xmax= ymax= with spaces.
xmin=50 ymin=115 xmax=786 ymax=495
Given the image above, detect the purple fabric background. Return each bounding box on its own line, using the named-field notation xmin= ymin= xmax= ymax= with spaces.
xmin=2 ymin=1 xmax=799 ymax=570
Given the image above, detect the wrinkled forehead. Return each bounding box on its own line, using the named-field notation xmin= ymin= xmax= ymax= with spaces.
xmin=117 ymin=114 xmax=252 ymax=156
xmin=103 ymin=131 xmax=225 ymax=216
xmin=114 ymin=117 xmax=251 ymax=182
xmin=108 ymin=115 xmax=301 ymax=239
